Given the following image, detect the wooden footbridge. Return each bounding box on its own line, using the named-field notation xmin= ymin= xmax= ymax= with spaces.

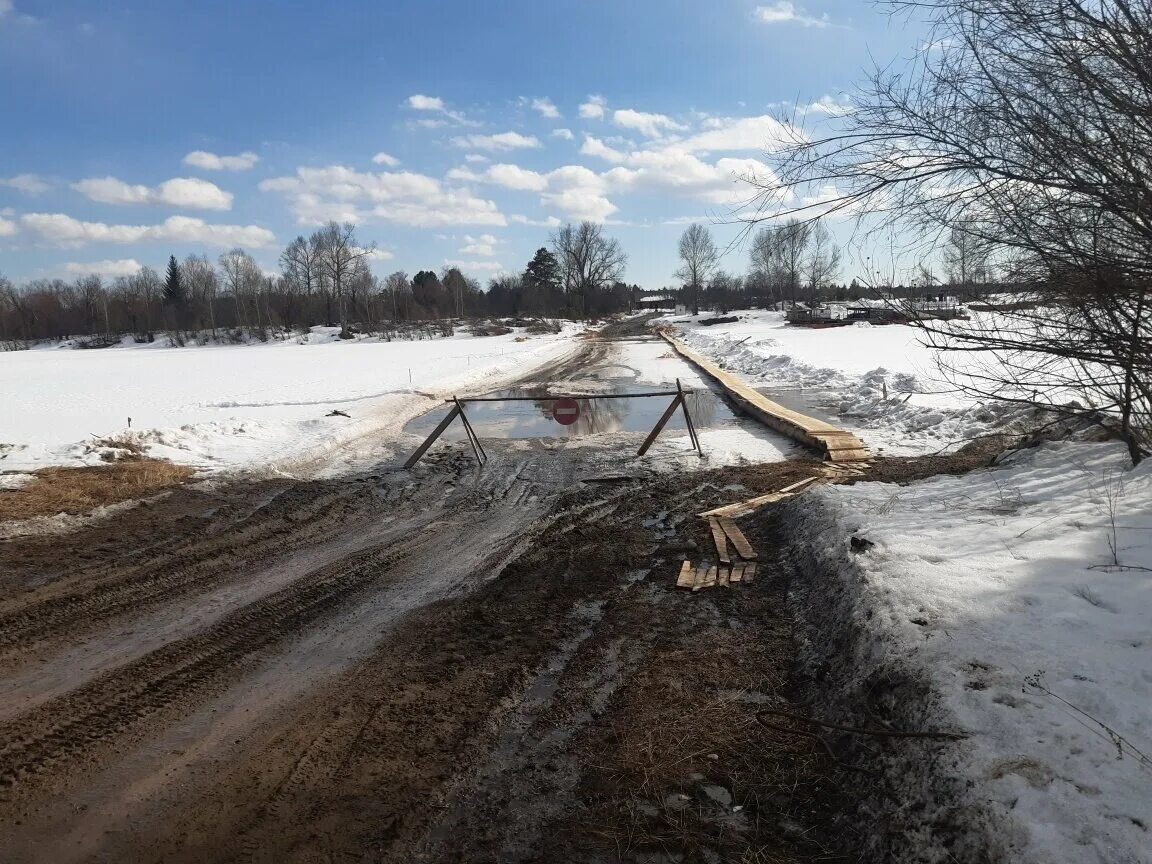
xmin=659 ymin=331 xmax=871 ymax=463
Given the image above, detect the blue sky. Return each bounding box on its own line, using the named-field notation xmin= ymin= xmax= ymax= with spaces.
xmin=0 ymin=1 xmax=928 ymax=288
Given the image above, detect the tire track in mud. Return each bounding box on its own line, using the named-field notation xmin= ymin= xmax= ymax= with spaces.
xmin=0 ymin=449 xmax=572 ymax=805
xmin=0 ymin=531 xmax=423 ymax=792
xmin=0 ymin=475 xmax=423 ymax=660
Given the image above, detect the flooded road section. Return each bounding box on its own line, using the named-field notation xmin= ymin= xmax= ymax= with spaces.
xmin=404 ymin=384 xmax=733 ymax=442
xmin=404 ymin=335 xmax=751 ymax=444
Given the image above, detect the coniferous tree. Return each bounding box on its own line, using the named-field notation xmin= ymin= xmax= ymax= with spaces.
xmin=162 ymin=255 xmax=187 ymax=308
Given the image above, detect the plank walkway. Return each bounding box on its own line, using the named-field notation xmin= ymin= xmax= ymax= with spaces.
xmin=659 ymin=331 xmax=871 ymax=463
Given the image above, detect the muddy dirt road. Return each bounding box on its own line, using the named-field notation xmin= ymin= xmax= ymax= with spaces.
xmin=0 ymin=336 xmax=858 ymax=863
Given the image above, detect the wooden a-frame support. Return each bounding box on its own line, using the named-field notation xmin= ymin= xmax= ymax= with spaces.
xmin=404 ymin=378 xmax=703 ymax=469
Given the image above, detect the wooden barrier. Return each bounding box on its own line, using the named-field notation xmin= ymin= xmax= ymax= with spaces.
xmin=660 ymin=331 xmax=870 ymax=463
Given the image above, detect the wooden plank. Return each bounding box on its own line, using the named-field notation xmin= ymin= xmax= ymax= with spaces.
xmin=403 ymin=404 xmax=462 ymax=469
xmin=637 ymin=394 xmax=683 ymax=457
xmin=742 ymin=562 xmax=757 ymax=583
xmin=778 ymin=476 xmax=820 ymax=494
xmin=718 ymin=517 xmax=757 ymax=560
xmin=730 ymin=563 xmax=745 ymax=583
xmin=708 ymin=517 xmax=731 ymax=564
xmin=675 ymin=560 xmax=695 ymax=588
xmin=716 ymin=566 xmax=730 ymax=588
xmin=698 ymin=476 xmax=826 ymax=519
xmin=701 ymin=565 xmax=718 ymax=589
xmin=691 ymin=564 xmax=710 ymax=592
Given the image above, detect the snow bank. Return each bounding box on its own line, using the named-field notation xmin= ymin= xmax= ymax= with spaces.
xmin=0 ymin=325 xmax=579 ymax=477
xmin=661 ymin=310 xmax=1033 ymax=456
xmin=778 ymin=442 xmax=1152 ymax=863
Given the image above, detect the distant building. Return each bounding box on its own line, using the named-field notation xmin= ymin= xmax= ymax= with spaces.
xmin=636 ymin=294 xmax=678 ymax=311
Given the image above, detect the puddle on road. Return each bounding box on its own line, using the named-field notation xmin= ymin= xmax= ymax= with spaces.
xmin=404 ymin=383 xmax=737 ymax=442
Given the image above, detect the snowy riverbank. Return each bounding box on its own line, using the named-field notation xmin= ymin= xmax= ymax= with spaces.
xmin=660 ymin=309 xmax=1033 ymax=456
xmin=0 ymin=324 xmax=580 ymax=479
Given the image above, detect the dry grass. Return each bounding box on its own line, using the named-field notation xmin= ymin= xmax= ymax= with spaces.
xmin=0 ymin=459 xmax=194 ymax=521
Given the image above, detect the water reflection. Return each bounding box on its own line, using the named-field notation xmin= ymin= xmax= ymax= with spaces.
xmin=404 ymin=386 xmax=727 ymax=442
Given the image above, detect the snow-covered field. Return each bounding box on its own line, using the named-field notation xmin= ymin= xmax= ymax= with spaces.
xmin=0 ymin=325 xmax=579 ymax=480
xmin=789 ymin=442 xmax=1152 ymax=863
xmin=661 ymin=309 xmax=1028 ymax=456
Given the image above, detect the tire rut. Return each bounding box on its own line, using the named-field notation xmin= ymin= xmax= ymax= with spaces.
xmin=0 ymin=476 xmax=420 ymax=659
xmin=0 ymin=529 xmax=424 ymax=793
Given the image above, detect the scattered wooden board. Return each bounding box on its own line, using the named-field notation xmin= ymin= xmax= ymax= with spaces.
xmin=675 ymin=560 xmax=695 ymax=588
xmin=707 ymin=517 xmax=731 ymax=564
xmin=742 ymin=562 xmax=757 ymax=583
xmin=698 ymin=475 xmax=825 ymax=519
xmin=717 ymin=517 xmax=757 ymax=560
xmin=691 ymin=564 xmax=710 ymax=592
xmin=716 ymin=566 xmax=730 ymax=588
xmin=701 ymin=565 xmax=718 ymax=590
xmin=730 ymin=563 xmax=745 ymax=583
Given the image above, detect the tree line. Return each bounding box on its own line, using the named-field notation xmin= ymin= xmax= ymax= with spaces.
xmin=0 ymin=220 xmax=643 ymax=346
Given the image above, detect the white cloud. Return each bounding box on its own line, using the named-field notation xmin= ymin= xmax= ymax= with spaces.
xmin=183 ymin=150 xmax=259 ymax=172
xmin=372 ymin=152 xmax=400 ymax=166
xmin=444 ymin=259 xmax=504 ymax=273
xmin=801 ymin=94 xmax=853 ymax=116
xmin=459 ymin=233 xmax=500 ymax=256
xmin=259 ymin=165 xmax=506 ymax=228
xmin=602 ymin=151 xmax=776 ymax=206
xmin=552 ymin=128 xmax=574 ymax=141
xmin=450 ymin=131 xmax=541 ymax=152
xmin=612 ymin=109 xmax=688 ymax=138
xmin=531 ymin=97 xmax=561 ymax=119
xmin=72 ymin=176 xmax=233 ymax=210
xmin=675 ymin=115 xmax=800 ymax=153
xmin=540 ymin=165 xmax=616 ymax=222
xmin=754 ymin=2 xmax=831 ymax=27
xmin=62 ymin=258 xmax=143 ymax=278
xmin=580 ymin=135 xmax=627 ymax=164
xmin=0 ymin=216 xmax=17 ymax=237
xmin=0 ymin=1 xmax=12 ymax=17
xmin=405 ymin=93 xmax=471 ymax=125
xmin=463 ymin=153 xmax=489 ymax=163
xmin=20 ymin=213 xmax=276 ymax=248
xmin=485 ymin=163 xmax=549 ymax=192
xmin=578 ymin=95 xmax=607 ymax=120
xmin=510 ymin=214 xmax=562 ymax=228
xmin=1 ymin=173 xmax=50 ymax=195
xmin=408 ymin=94 xmax=445 ymax=112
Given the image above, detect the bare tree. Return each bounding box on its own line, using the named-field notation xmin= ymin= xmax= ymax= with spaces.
xmin=550 ymin=221 xmax=627 ymax=318
xmin=218 ymin=248 xmax=263 ymax=330
xmin=280 ymin=235 xmax=321 ymax=320
xmin=181 ymin=255 xmax=219 ymax=335
xmin=942 ymin=226 xmax=990 ymax=295
xmin=803 ymin=220 xmax=841 ymax=298
xmin=675 ymin=223 xmax=719 ymax=316
xmin=753 ymin=0 xmax=1152 ymax=462
xmin=311 ymin=222 xmax=375 ymax=332
xmin=383 ymin=271 xmax=409 ymax=322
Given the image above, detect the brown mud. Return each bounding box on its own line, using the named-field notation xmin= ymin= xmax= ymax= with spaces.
xmin=0 ymin=335 xmax=1007 ymax=863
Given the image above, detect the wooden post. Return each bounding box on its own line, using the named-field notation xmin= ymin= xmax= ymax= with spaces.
xmin=676 ymin=378 xmax=702 ymax=454
xmin=403 ymin=403 xmax=462 ymax=469
xmin=637 ymin=394 xmax=683 ymax=457
xmin=454 ymin=397 xmax=487 ymax=464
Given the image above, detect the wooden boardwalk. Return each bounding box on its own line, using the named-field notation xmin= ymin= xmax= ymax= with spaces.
xmin=660 ymin=332 xmax=871 ymax=463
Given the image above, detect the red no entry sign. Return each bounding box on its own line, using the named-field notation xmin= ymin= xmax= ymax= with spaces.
xmin=552 ymin=397 xmax=580 ymax=426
